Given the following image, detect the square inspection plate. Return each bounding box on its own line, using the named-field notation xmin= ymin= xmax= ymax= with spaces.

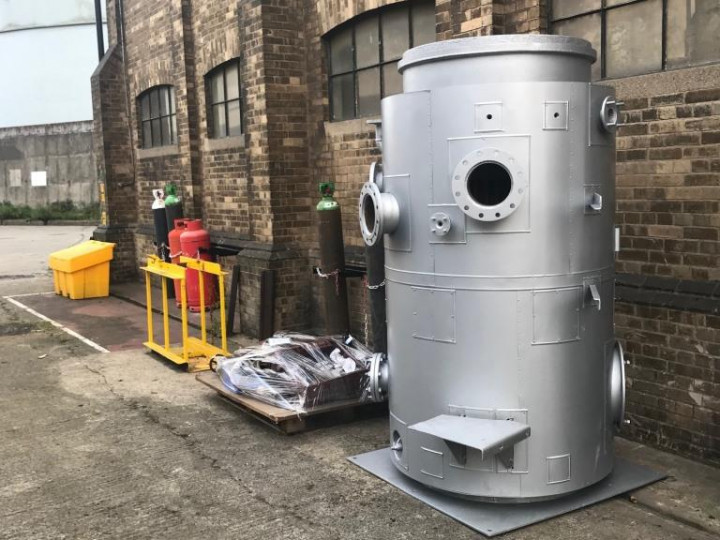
xmin=349 ymin=448 xmax=665 ymax=537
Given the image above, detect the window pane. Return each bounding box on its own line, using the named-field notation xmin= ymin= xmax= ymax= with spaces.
xmin=228 ymin=100 xmax=242 ymax=137
xmin=382 ymin=62 xmax=402 ymax=97
xmin=140 ymin=95 xmax=150 ymax=120
xmin=170 ymin=88 xmax=176 ymax=113
xmin=606 ymin=0 xmax=662 ymax=78
xmin=330 ymin=73 xmax=355 ymax=121
xmin=212 ymin=104 xmax=226 ymax=138
xmin=382 ymin=7 xmax=410 ymax=61
xmin=553 ymin=13 xmax=602 ymax=80
xmin=150 ymin=89 xmax=160 ymax=118
xmin=551 ymin=0 xmax=600 ymax=20
xmin=605 ymin=0 xmax=636 ymax=6
xmin=412 ymin=2 xmax=436 ymax=46
xmin=159 ymin=87 xmax=170 ymax=116
xmin=211 ymin=71 xmax=224 ymax=103
xmin=161 ymin=116 xmax=172 ymax=145
xmin=171 ymin=115 xmax=177 ymax=143
xmin=151 ymin=119 xmax=161 ymax=146
xmin=355 ymin=16 xmax=379 ymax=69
xmin=143 ymin=121 xmax=152 ymax=149
xmin=226 ymin=63 xmax=240 ymax=100
xmin=666 ymin=0 xmax=720 ymax=69
xmin=357 ymin=67 xmax=380 ymax=117
xmin=330 ymin=27 xmax=353 ymax=74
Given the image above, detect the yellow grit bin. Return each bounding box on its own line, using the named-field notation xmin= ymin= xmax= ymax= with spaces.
xmin=49 ymin=240 xmax=115 ymax=300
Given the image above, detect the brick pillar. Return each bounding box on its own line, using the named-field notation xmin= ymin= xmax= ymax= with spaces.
xmin=234 ymin=0 xmax=312 ymax=338
xmin=91 ymin=44 xmax=138 ymax=282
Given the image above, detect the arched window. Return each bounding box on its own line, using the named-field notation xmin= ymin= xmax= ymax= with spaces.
xmin=325 ymin=1 xmax=436 ymax=121
xmin=138 ymin=86 xmax=177 ymax=148
xmin=206 ymin=59 xmax=242 ymax=138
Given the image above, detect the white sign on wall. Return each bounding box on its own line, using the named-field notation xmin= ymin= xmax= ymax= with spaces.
xmin=9 ymin=169 xmax=22 ymax=187
xmin=31 ymin=170 xmax=47 ymax=187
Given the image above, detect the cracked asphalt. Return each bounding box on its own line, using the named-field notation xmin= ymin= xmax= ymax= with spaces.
xmin=0 ymin=226 xmax=718 ymax=539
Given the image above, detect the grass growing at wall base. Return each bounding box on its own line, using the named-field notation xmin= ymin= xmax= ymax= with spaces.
xmin=0 ymin=200 xmax=101 ymax=225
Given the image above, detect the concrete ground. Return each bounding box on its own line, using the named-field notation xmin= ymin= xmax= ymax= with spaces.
xmin=0 ymin=225 xmax=718 ymax=539
xmin=0 ymin=225 xmax=96 ymax=296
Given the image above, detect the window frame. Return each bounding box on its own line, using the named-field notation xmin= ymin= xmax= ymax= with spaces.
xmin=205 ymin=59 xmax=243 ymax=139
xmin=138 ymin=85 xmax=177 ymax=149
xmin=550 ymin=0 xmax=718 ymax=79
xmin=325 ymin=1 xmax=435 ymax=121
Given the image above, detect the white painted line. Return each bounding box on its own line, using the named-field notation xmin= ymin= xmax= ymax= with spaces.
xmin=4 ymin=291 xmax=56 ymax=298
xmin=3 ymin=296 xmax=110 ymax=354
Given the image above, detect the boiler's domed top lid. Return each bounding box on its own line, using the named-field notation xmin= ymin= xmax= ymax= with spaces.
xmin=398 ymin=35 xmax=596 ymax=73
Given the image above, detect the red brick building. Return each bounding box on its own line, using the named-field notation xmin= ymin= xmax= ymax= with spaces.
xmin=92 ymin=0 xmax=719 ymax=464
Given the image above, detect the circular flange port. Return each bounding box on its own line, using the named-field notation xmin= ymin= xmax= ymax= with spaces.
xmin=359 ymin=182 xmax=381 ymax=246
xmin=452 ymin=147 xmax=526 ymax=222
xmin=358 ymin=181 xmax=399 ymax=246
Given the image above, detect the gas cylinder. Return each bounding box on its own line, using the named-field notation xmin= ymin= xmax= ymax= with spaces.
xmin=151 ymin=189 xmax=169 ymax=260
xmin=316 ymin=182 xmax=349 ymax=335
xmin=180 ymin=219 xmax=215 ymax=311
xmin=168 ymin=219 xmax=188 ymax=301
xmin=164 ymin=182 xmax=184 ymax=234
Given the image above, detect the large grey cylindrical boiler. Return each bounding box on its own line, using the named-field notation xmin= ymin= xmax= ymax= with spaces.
xmin=359 ymin=35 xmax=626 ymax=502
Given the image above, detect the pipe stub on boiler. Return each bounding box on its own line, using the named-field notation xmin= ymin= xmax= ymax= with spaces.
xmin=359 ymin=163 xmax=399 ymax=246
xmin=368 ymin=352 xmax=389 ymax=403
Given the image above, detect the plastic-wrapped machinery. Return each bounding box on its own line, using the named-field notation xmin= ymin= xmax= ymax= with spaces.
xmin=359 ymin=36 xmax=626 ymax=502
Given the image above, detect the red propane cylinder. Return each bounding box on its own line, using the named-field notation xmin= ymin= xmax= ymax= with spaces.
xmin=168 ymin=218 xmax=188 ymax=301
xmin=180 ymin=219 xmax=216 ymax=311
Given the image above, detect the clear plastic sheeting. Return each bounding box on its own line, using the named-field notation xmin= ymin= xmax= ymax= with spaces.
xmin=213 ymin=333 xmax=375 ymax=412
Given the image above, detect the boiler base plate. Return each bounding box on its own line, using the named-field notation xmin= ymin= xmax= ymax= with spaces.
xmin=348 ymin=448 xmax=664 ymax=537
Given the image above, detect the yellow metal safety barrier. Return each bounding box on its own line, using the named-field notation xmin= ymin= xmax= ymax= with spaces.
xmin=140 ymin=255 xmax=228 ymax=372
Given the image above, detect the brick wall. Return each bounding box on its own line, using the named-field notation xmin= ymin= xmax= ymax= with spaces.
xmin=192 ymin=0 xmax=250 ymax=237
xmin=498 ymin=0 xmax=545 ymax=34
xmin=607 ymin=69 xmax=720 ymax=464
xmin=616 ymin=90 xmax=720 ymax=281
xmin=435 ymin=0 xmax=544 ymax=38
xmin=616 ymin=301 xmax=719 ymax=465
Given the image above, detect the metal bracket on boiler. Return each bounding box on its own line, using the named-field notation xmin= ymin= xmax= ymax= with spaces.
xmin=409 ymin=415 xmax=531 ymax=469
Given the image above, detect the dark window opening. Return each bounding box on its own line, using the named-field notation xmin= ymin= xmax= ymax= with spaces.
xmin=206 ymin=59 xmax=242 ymax=139
xmin=138 ymin=86 xmax=177 ymax=149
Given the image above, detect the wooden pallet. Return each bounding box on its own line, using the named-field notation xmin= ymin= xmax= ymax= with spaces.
xmin=196 ymin=371 xmax=385 ymax=434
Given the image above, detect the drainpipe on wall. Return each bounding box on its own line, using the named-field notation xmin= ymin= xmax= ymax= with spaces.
xmin=94 ymin=0 xmax=105 ymax=61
